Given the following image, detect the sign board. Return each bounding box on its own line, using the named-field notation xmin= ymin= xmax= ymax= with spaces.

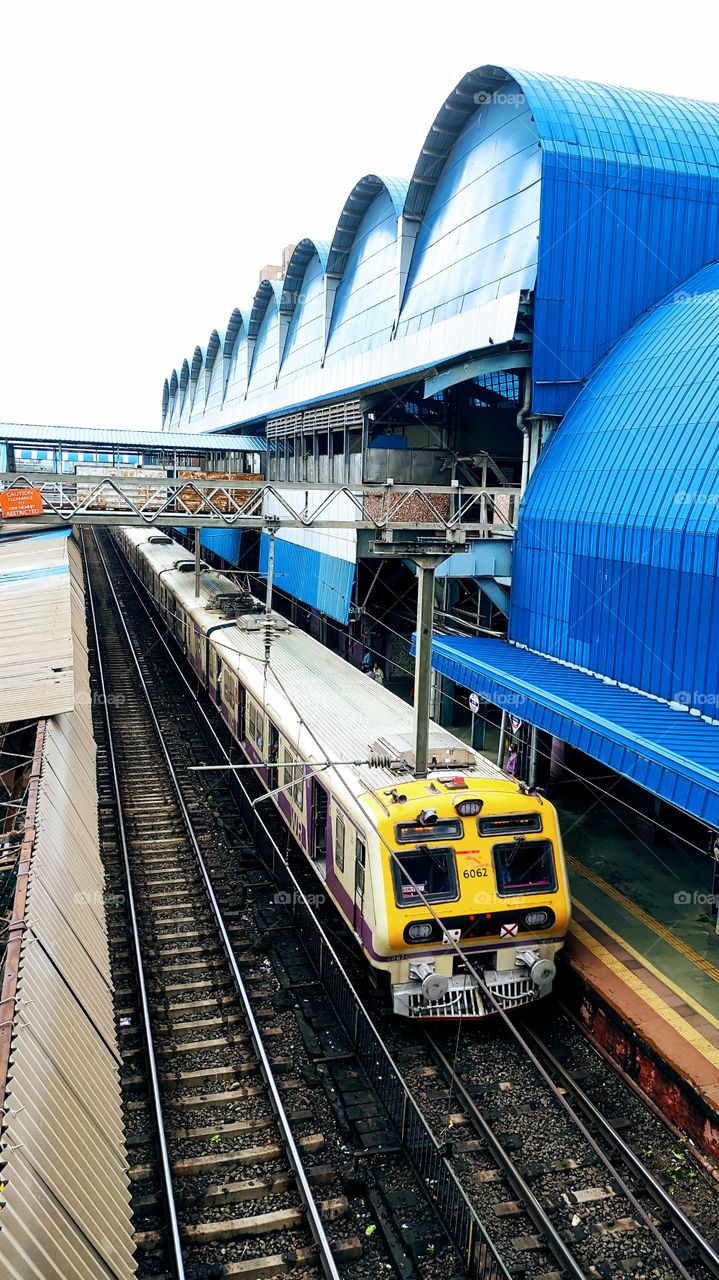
xmin=0 ymin=488 xmax=44 ymax=519
xmin=468 ymin=692 xmax=480 ymax=714
xmin=510 ymin=715 xmax=523 ymax=734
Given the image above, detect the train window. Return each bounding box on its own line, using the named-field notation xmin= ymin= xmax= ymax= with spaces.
xmin=492 ymin=839 xmax=557 ymax=896
xmin=391 ymin=846 xmax=458 ymax=907
xmin=292 ymin=761 xmax=304 ymax=810
xmin=479 ymin=813 xmax=542 ymax=836
xmin=247 ymin=697 xmax=264 ymax=749
xmin=395 ymin=819 xmax=463 ymax=843
xmin=355 ymin=837 xmax=366 ymax=899
xmin=335 ymin=815 xmax=345 ymax=872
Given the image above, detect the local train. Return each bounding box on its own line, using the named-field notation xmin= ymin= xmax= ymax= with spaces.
xmin=115 ymin=526 xmax=571 ymax=1019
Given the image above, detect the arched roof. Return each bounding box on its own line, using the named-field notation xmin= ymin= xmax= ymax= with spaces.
xmin=205 ymin=329 xmax=222 ymax=372
xmin=327 ymin=175 xmax=408 ymax=276
xmin=224 ymin=308 xmax=251 ymax=359
xmin=510 ymin=259 xmax=719 ymax=707
xmin=248 ymin=279 xmax=283 ymax=341
xmin=190 ymin=345 xmax=204 ymax=384
xmin=179 ymin=359 xmax=190 ymax=396
xmin=169 ymin=369 xmax=179 ymax=397
xmin=162 ymin=378 xmax=170 ymax=423
xmin=405 ymin=62 xmax=719 ymax=220
xmin=280 ymin=238 xmax=330 ymax=314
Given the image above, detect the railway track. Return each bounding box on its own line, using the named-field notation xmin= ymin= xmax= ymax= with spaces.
xmin=85 ymin=528 xmax=511 ymax=1280
xmin=83 ymin=529 xmax=350 ymax=1280
xmin=387 ymin=1011 xmax=719 ymax=1280
xmin=96 ymin=525 xmax=719 ymax=1280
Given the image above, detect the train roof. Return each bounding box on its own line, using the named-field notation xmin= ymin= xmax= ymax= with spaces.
xmin=121 ymin=527 xmax=507 ymax=797
xmin=215 ymin=616 xmax=505 ymax=794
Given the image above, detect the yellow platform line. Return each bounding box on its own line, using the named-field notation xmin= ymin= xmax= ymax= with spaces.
xmin=571 ymin=902 xmax=719 ymax=1063
xmin=566 ymin=852 xmax=719 ymax=984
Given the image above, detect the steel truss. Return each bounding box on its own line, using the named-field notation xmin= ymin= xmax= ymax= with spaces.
xmin=0 ymin=472 xmax=520 ymax=536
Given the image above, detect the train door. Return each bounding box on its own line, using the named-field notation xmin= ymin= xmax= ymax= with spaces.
xmin=353 ymin=837 xmax=366 ymax=934
xmin=310 ymin=778 xmax=328 ymax=873
xmin=268 ymin=721 xmax=279 ymax=778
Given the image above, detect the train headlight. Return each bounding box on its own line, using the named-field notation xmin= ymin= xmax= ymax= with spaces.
xmin=454 ymin=797 xmax=484 ymax=817
xmin=407 ymin=921 xmax=434 ymax=942
xmin=524 ymin=908 xmax=551 ymax=929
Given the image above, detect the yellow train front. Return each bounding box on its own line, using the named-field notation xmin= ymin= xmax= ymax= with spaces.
xmin=362 ymin=775 xmax=570 ymax=1019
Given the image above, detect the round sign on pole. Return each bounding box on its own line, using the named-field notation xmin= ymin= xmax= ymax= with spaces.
xmin=468 ymin=692 xmax=480 ymax=714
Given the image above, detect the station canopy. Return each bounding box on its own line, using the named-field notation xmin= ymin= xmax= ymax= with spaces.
xmin=430 ymin=635 xmax=719 ymax=829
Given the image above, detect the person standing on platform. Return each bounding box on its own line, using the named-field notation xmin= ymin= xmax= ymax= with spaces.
xmin=373 ymin=664 xmax=384 ymax=685
xmin=505 ymin=741 xmax=518 ymax=777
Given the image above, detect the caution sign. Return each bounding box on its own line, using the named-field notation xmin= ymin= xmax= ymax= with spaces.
xmin=0 ymin=488 xmax=44 ymax=519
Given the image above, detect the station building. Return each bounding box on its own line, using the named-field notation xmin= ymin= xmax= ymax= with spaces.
xmin=160 ymin=63 xmax=719 ymax=990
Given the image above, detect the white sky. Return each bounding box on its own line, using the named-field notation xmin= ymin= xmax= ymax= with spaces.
xmin=1 ymin=0 xmax=717 ymax=431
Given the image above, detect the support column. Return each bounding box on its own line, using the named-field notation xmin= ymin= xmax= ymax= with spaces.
xmin=549 ymin=735 xmax=565 ymax=783
xmin=497 ymin=709 xmax=508 ymax=768
xmin=413 ymin=561 xmax=436 ymax=780
xmin=194 ymin=527 xmax=201 ymax=599
xmin=529 ymin=724 xmax=538 ymax=788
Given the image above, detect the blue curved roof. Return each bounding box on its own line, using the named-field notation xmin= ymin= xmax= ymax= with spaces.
xmin=506 ymin=66 xmax=719 ymax=415
xmin=510 ymin=259 xmax=719 ymax=714
xmin=163 ymin=63 xmax=719 ymax=431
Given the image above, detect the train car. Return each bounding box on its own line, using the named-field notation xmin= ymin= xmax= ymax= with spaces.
xmin=116 ymin=528 xmax=571 ymax=1019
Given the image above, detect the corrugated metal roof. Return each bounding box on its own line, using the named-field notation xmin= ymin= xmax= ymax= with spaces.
xmin=164 ymin=63 xmax=719 ymax=432
xmin=0 ymin=535 xmax=135 ymax=1279
xmin=0 ymin=530 xmax=75 ymax=722
xmin=511 ymin=260 xmax=719 ymax=716
xmin=0 ymin=421 xmax=267 ymax=452
xmin=430 ymin=635 xmax=719 ymax=827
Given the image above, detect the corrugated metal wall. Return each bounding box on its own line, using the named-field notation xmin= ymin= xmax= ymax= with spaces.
xmin=520 ymin=69 xmax=719 ymax=415
xmin=0 ymin=536 xmax=136 ymax=1279
xmin=510 ymin=260 xmax=719 ymax=715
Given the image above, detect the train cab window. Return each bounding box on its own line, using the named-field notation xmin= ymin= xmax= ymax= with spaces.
xmin=492 ymin=839 xmax=557 ymax=896
xmin=395 ymin=818 xmax=463 ymax=843
xmin=335 ymin=814 xmax=345 ymax=872
xmin=391 ymin=846 xmax=458 ymax=907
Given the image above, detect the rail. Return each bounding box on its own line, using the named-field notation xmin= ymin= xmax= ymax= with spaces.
xmin=84 ymin=528 xmax=343 ymax=1280
xmin=1 ymin=471 xmax=520 ymax=534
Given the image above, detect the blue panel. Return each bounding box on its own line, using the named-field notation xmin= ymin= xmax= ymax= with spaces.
xmin=248 ymin=299 xmax=280 ymax=398
xmin=325 ymin=190 xmax=398 ymax=364
xmin=200 ymin=528 xmax=242 ymax=564
xmin=511 ymin=261 xmax=719 ymax=713
xmin=259 ymin=533 xmax=354 ymax=624
xmin=223 ymin=334 xmax=248 ymax=412
xmin=278 ymin=250 xmax=326 ymax=384
xmin=429 ymin=636 xmax=719 ymax=827
xmin=397 ymin=95 xmax=540 ymax=337
xmin=511 ymin=67 xmax=719 ymax=416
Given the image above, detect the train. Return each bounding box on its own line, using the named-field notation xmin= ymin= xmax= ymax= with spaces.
xmin=114 ymin=526 xmax=571 ymax=1019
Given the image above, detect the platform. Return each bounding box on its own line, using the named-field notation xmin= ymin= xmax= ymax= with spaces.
xmin=561 ymin=843 xmax=719 ymax=1158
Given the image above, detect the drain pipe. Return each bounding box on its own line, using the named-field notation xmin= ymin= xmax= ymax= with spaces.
xmin=517 ymin=371 xmax=532 ymax=494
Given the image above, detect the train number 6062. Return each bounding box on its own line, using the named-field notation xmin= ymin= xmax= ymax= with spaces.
xmin=462 ymin=867 xmax=488 ymax=878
